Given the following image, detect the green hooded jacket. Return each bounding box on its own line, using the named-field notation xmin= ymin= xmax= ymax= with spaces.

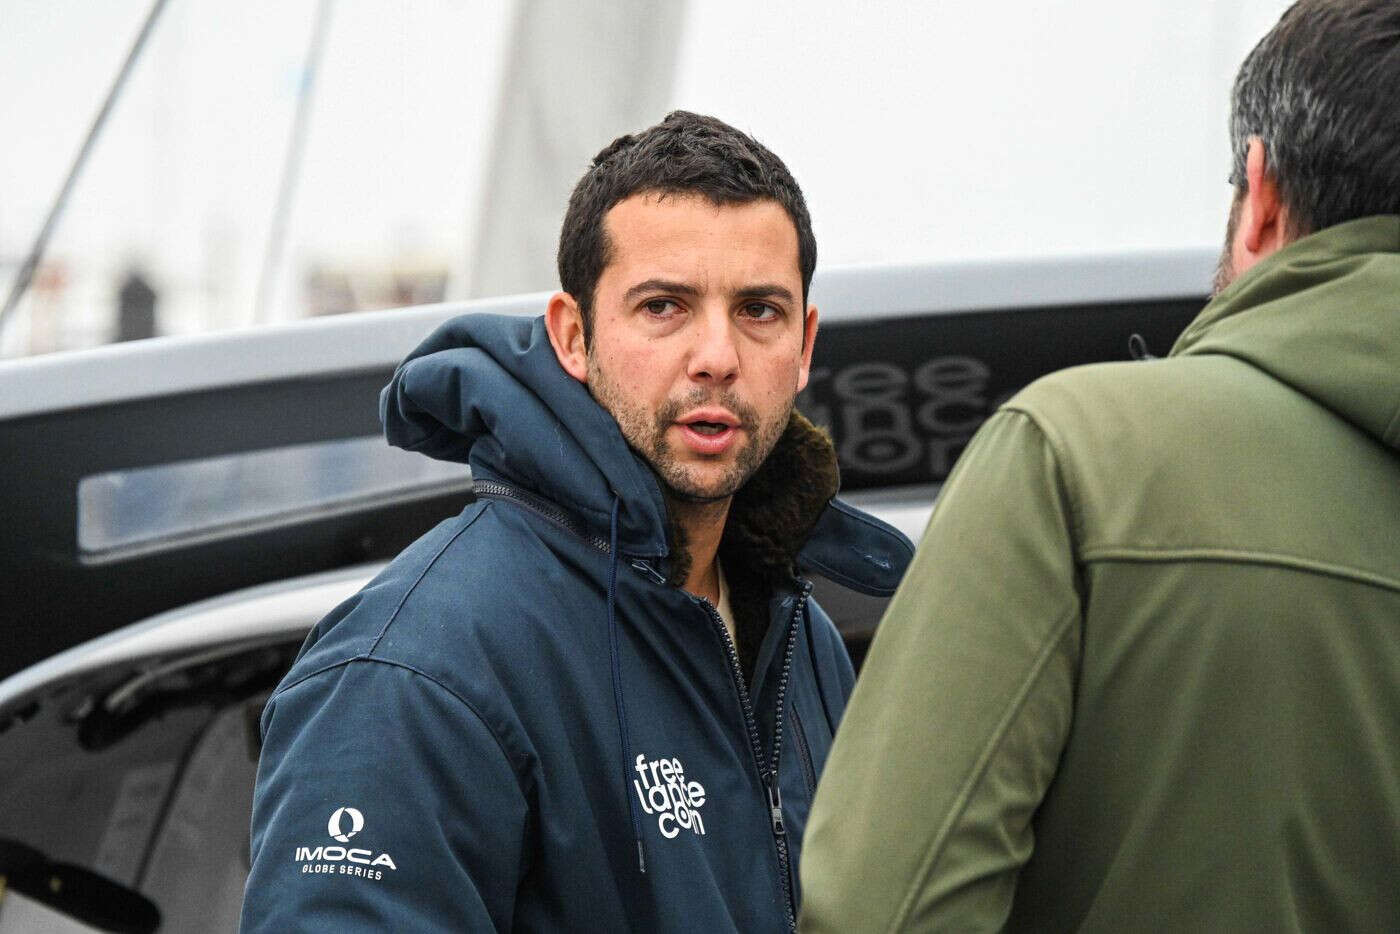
xmin=800 ymin=216 xmax=1400 ymax=932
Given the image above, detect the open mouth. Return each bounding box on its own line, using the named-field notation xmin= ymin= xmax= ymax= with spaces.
xmin=688 ymin=421 xmax=729 ymax=436
xmin=675 ymin=411 xmax=742 ymax=455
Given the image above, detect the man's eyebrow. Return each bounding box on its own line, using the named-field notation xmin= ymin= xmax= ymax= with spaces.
xmin=733 ymin=284 xmax=796 ymax=304
xmin=623 ymin=279 xmax=701 ymax=303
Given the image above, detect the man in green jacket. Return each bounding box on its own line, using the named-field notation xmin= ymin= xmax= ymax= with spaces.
xmin=800 ymin=1 xmax=1400 ymax=930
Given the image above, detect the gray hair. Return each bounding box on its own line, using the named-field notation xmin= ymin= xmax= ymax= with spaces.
xmin=1229 ymin=0 xmax=1400 ymax=235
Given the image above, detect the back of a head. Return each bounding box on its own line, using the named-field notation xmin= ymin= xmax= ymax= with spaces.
xmin=1231 ymin=0 xmax=1400 ymax=237
xmin=556 ymin=111 xmax=816 ymax=338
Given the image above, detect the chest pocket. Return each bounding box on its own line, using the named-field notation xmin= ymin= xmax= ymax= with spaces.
xmin=777 ymin=596 xmax=850 ymax=849
xmin=785 ymin=601 xmax=847 ymax=798
xmin=789 ymin=703 xmax=821 ymax=795
xmin=783 ymin=661 xmax=838 ymax=806
xmin=775 ymin=664 xmax=838 ymax=879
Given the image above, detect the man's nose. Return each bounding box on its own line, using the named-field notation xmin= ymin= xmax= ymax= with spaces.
xmin=687 ymin=310 xmax=739 ymax=385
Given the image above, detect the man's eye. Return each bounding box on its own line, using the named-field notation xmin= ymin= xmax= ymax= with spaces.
xmin=740 ymin=302 xmax=779 ymax=321
xmin=643 ymin=299 xmax=679 ymax=316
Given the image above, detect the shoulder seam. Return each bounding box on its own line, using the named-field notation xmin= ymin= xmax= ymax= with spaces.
xmin=369 ymin=502 xmax=490 ymax=652
xmin=270 ymin=654 xmax=527 ymax=779
xmin=1082 ymin=546 xmax=1400 ymax=593
xmin=998 ymin=404 xmax=1086 ymax=555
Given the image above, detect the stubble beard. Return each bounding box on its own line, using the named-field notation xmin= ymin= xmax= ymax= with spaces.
xmin=587 ymin=358 xmax=792 ymax=505
xmin=1211 ymin=192 xmax=1245 ymax=298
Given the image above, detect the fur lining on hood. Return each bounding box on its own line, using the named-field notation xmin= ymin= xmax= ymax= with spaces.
xmin=721 ymin=410 xmax=841 ymax=575
xmin=666 ymin=410 xmax=840 ymax=680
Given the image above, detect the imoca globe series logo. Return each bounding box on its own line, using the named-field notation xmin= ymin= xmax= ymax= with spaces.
xmin=294 ymin=806 xmax=398 ymax=880
xmin=328 ymin=806 xmax=364 ymax=842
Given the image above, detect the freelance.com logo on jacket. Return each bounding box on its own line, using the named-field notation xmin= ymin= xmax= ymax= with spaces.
xmin=293 ymin=806 xmax=398 ymax=880
xmin=634 ymin=753 xmax=709 ymax=839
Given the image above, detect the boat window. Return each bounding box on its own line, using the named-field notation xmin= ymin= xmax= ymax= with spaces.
xmin=77 ymin=435 xmax=468 ymax=557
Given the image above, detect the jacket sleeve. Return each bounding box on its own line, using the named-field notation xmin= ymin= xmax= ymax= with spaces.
xmin=799 ymin=408 xmax=1082 ymax=932
xmin=240 ymin=658 xmax=529 ymax=932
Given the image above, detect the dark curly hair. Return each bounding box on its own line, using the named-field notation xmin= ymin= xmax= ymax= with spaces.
xmin=556 ymin=111 xmax=816 ymax=342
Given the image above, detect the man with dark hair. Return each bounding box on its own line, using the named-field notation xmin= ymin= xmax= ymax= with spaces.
xmin=241 ymin=111 xmax=911 ymax=931
xmin=801 ymin=1 xmax=1400 ymax=930
xmin=558 ymin=111 xmax=818 ymax=345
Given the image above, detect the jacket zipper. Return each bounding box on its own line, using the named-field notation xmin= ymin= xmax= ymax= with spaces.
xmin=476 ymin=478 xmax=809 ymax=924
xmin=699 ymin=580 xmax=809 ymax=933
xmin=472 ymin=479 xmax=613 ymax=554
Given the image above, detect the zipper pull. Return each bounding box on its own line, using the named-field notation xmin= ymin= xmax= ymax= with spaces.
xmin=629 ymin=559 xmax=667 ymax=585
xmin=766 ymin=772 xmax=786 ymax=837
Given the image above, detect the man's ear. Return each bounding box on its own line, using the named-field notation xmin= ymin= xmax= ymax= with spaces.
xmin=545 ymin=292 xmax=588 ymax=383
xmin=1236 ymin=137 xmax=1291 ymax=265
xmin=796 ymin=305 xmax=819 ymax=393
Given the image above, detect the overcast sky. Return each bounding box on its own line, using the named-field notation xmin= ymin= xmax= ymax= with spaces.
xmin=1 ymin=0 xmax=1290 ymax=350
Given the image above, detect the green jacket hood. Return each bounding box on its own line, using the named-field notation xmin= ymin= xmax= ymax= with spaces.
xmin=1172 ymin=214 xmax=1400 ymax=452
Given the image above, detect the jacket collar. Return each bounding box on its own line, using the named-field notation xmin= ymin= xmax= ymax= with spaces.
xmin=1172 ymin=214 xmax=1400 ymax=452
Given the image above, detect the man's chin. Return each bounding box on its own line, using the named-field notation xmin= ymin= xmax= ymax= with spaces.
xmin=654 ymin=463 xmax=746 ymax=505
xmin=664 ymin=485 xmax=734 ymax=505
xmin=659 ymin=472 xmax=740 ymax=505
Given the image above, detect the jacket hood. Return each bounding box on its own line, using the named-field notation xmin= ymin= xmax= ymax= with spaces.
xmin=1172 ymin=215 xmax=1400 ymax=452
xmin=381 ymin=313 xmax=668 ymax=555
xmin=380 ymin=313 xmax=912 ymax=594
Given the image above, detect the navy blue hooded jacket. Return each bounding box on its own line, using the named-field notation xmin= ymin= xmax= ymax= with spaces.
xmin=240 ymin=314 xmax=913 ymax=932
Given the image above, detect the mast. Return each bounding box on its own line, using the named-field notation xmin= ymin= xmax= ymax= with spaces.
xmin=466 ymin=0 xmax=687 ymax=298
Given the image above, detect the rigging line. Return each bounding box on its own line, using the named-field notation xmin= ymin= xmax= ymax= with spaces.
xmin=252 ymin=0 xmax=335 ymax=325
xmin=0 ymin=0 xmax=172 ymax=334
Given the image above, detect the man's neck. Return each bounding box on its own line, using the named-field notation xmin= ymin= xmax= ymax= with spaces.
xmin=666 ymin=494 xmax=730 ymax=606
